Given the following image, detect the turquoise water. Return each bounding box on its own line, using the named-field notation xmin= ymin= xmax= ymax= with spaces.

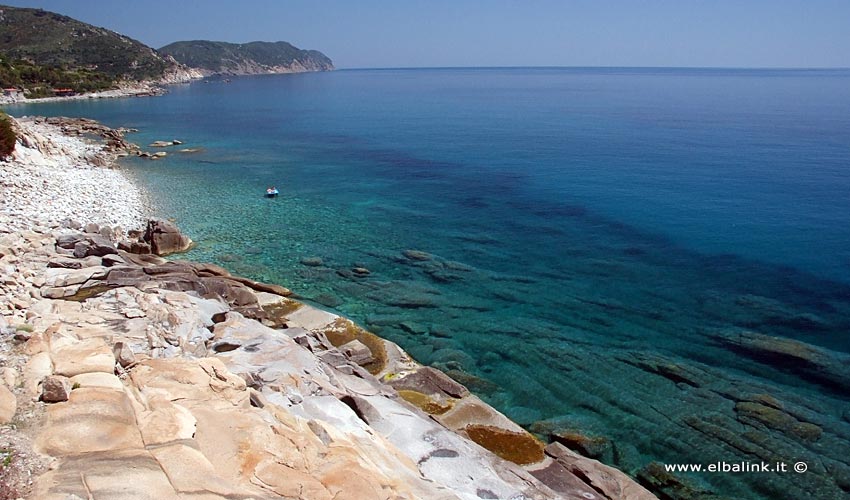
xmin=12 ymin=68 xmax=850 ymax=499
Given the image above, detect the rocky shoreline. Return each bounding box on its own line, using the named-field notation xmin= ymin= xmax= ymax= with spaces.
xmin=0 ymin=68 xmax=202 ymax=106
xmin=0 ymin=117 xmax=657 ymax=499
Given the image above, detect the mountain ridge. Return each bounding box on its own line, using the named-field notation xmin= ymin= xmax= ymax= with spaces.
xmin=160 ymin=40 xmax=334 ymax=76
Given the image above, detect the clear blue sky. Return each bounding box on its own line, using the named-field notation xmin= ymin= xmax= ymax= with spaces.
xmin=2 ymin=0 xmax=848 ymax=68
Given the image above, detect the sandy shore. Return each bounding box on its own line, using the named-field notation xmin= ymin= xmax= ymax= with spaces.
xmin=0 ymin=116 xmax=148 ymax=233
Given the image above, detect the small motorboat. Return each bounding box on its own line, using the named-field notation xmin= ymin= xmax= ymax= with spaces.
xmin=265 ymin=187 xmax=279 ymax=198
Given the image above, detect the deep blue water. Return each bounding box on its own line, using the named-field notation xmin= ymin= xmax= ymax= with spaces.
xmin=11 ymin=68 xmax=850 ymax=499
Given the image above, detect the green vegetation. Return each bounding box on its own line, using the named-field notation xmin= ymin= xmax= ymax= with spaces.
xmin=0 ymin=58 xmax=114 ymax=94
xmin=0 ymin=5 xmax=176 ymax=94
xmin=160 ymin=40 xmax=333 ymax=74
xmin=0 ymin=111 xmax=15 ymax=159
xmin=0 ymin=448 xmax=16 ymax=500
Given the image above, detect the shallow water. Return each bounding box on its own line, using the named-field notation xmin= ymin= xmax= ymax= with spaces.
xmin=12 ymin=68 xmax=850 ymax=499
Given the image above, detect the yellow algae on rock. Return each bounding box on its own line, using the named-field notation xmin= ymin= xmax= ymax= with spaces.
xmin=464 ymin=424 xmax=545 ymax=465
xmin=323 ymin=317 xmax=388 ymax=374
xmin=397 ymin=389 xmax=454 ymax=415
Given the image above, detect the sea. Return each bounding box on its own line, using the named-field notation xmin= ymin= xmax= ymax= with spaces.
xmin=11 ymin=67 xmax=850 ymax=499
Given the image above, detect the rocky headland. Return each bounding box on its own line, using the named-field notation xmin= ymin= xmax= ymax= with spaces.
xmin=159 ymin=40 xmax=334 ymax=77
xmin=0 ymin=117 xmax=656 ymax=498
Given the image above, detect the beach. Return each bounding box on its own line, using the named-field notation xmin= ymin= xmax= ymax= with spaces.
xmin=0 ymin=116 xmax=148 ymax=234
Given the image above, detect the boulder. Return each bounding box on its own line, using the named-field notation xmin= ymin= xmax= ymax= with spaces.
xmin=143 ymin=219 xmax=193 ymax=256
xmin=60 ymin=218 xmax=82 ymax=230
xmin=56 ymin=232 xmax=86 ymax=249
xmin=2 ymin=367 xmax=16 ymax=389
xmin=338 ymin=339 xmax=375 ymax=366
xmin=41 ymin=375 xmax=73 ymax=403
xmin=47 ymin=256 xmax=83 ymax=269
xmin=0 ymin=384 xmax=15 ymax=424
xmin=72 ymin=235 xmax=117 ymax=258
xmin=389 ymin=366 xmax=469 ymax=399
xmin=117 ymin=239 xmax=152 ymax=254
xmin=101 ymin=254 xmax=125 ymax=267
xmin=113 ymin=341 xmax=136 ymax=368
xmin=44 ymin=266 xmax=108 ymax=288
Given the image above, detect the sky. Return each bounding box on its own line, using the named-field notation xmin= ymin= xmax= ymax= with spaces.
xmin=2 ymin=0 xmax=848 ymax=69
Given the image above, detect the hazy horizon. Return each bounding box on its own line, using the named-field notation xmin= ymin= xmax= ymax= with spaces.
xmin=2 ymin=0 xmax=849 ymax=69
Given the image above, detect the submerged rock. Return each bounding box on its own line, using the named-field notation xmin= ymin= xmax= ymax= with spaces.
xmin=402 ymin=249 xmax=432 ymax=261
xmin=300 ymin=256 xmax=324 ymax=267
xmin=551 ymin=430 xmax=614 ymax=462
xmin=712 ymin=330 xmax=850 ymax=395
xmin=734 ymin=401 xmax=823 ymax=442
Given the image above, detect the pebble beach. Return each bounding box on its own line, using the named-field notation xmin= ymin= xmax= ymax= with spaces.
xmin=0 ymin=116 xmax=148 ymax=234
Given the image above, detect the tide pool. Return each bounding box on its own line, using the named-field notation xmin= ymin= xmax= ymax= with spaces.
xmin=12 ymin=67 xmax=850 ymax=499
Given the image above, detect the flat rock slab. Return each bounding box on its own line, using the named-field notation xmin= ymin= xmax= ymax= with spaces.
xmin=286 ymin=304 xmax=339 ymax=330
xmin=546 ymin=442 xmax=657 ymax=500
xmin=70 ymin=372 xmax=124 ymax=390
xmin=130 ymin=358 xmax=248 ymax=406
xmin=138 ymin=400 xmax=197 ymax=446
xmin=437 ymin=395 xmax=524 ymax=433
xmin=526 ymin=458 xmax=604 ymax=500
xmin=32 ymin=449 xmax=176 ymax=500
xmin=51 ymin=336 xmax=116 ymax=377
xmin=43 ymin=265 xmax=108 ymax=288
xmin=323 ymin=393 xmax=556 ymax=500
xmin=37 ymin=387 xmax=144 ymax=456
xmin=150 ymin=442 xmax=261 ymax=497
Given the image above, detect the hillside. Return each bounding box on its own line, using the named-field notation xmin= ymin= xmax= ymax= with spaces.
xmin=160 ymin=40 xmax=334 ymax=76
xmin=0 ymin=5 xmax=191 ymax=96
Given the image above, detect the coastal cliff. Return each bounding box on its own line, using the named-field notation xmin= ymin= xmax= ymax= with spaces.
xmin=0 ymin=117 xmax=656 ymax=499
xmin=160 ymin=40 xmax=334 ymax=76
